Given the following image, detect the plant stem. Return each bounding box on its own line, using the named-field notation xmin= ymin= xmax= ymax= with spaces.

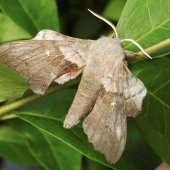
xmin=0 ymin=79 xmax=79 ymax=118
xmin=137 ymin=38 xmax=170 ymax=56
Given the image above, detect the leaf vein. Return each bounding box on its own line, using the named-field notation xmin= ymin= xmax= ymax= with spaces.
xmin=136 ymin=18 xmax=170 ymax=42
xmin=39 ymin=130 xmax=61 ymax=169
xmin=153 ymin=80 xmax=170 ymax=94
xmin=17 ymin=0 xmax=38 ymax=31
xmin=146 ymin=0 xmax=153 ymax=28
xmin=148 ymin=92 xmax=170 ymax=108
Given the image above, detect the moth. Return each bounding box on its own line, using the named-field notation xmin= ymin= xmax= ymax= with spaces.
xmin=0 ymin=10 xmax=151 ymax=163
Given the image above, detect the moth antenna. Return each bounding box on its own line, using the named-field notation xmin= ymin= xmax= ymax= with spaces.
xmin=88 ymin=9 xmax=118 ymax=38
xmin=121 ymin=39 xmax=152 ymax=59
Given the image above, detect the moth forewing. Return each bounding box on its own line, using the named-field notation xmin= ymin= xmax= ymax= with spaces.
xmin=0 ymin=30 xmax=93 ymax=94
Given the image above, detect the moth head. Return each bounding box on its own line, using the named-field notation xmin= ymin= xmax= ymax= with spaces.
xmin=88 ymin=9 xmax=152 ymax=59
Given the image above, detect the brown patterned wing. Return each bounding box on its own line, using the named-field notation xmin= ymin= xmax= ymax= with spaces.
xmin=0 ymin=30 xmax=93 ymax=94
xmin=123 ymin=65 xmax=147 ymax=117
xmin=83 ymin=88 xmax=127 ymax=163
xmin=103 ymin=61 xmax=147 ymax=117
xmin=82 ymin=61 xmax=147 ymax=163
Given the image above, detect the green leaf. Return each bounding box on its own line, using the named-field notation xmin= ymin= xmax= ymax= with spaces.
xmin=0 ymin=0 xmax=60 ymax=36
xmin=0 ymin=12 xmax=31 ymax=42
xmin=86 ymin=159 xmax=111 ymax=170
xmin=9 ymin=119 xmax=82 ymax=170
xmin=9 ymin=89 xmax=159 ymax=170
xmin=0 ymin=125 xmax=37 ymax=167
xmin=103 ymin=0 xmax=127 ymax=21
xmin=27 ymin=129 xmax=82 ymax=170
xmin=117 ymin=0 xmax=170 ymax=52
xmin=125 ymin=119 xmax=161 ymax=169
xmin=130 ymin=57 xmax=170 ymax=163
xmin=0 ymin=64 xmax=28 ymax=102
xmin=117 ymin=0 xmax=170 ymax=163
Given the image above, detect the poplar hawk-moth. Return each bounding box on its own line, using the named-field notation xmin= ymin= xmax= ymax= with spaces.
xmin=0 ymin=11 xmax=149 ymax=163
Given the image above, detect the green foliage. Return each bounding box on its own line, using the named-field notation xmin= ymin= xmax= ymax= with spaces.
xmin=117 ymin=0 xmax=170 ymax=51
xmin=0 ymin=12 xmax=31 ymax=42
xmin=0 ymin=0 xmax=59 ymax=36
xmin=103 ymin=0 xmax=127 ymax=21
xmin=0 ymin=64 xmax=28 ymax=102
xmin=10 ymin=118 xmax=82 ymax=170
xmin=133 ymin=58 xmax=170 ymax=163
xmin=0 ymin=0 xmax=169 ymax=170
xmin=117 ymin=0 xmax=170 ymax=164
xmin=0 ymin=125 xmax=37 ymax=166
